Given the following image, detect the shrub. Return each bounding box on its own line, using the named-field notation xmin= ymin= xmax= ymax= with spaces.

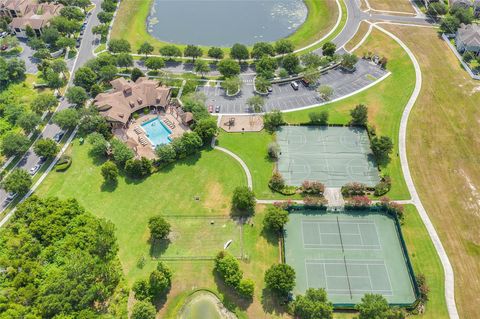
xmin=264 ymin=264 xmax=296 ymax=299
xmin=263 ymin=110 xmax=284 ymax=132
xmin=149 ymin=262 xmax=172 ymax=296
xmin=350 ymin=104 xmax=368 ymax=126
xmin=269 ymin=171 xmax=285 ymax=191
xmin=267 ymin=142 xmax=280 ymax=159
xmin=303 ymin=196 xmax=328 ymax=207
xmin=341 ymin=182 xmax=367 ymax=197
xmin=214 ymin=251 xmax=243 ymax=288
xmin=308 ymin=111 xmax=329 ymax=125
xmin=263 ymin=206 xmax=289 ymax=233
xmin=101 ymin=161 xmax=119 ymax=183
xmin=55 ymin=155 xmax=72 ymax=171
xmin=231 ymin=186 xmax=256 ymax=215
xmin=273 ymin=200 xmax=295 ymax=210
xmin=377 ymin=197 xmax=404 ymax=219
xmin=131 ymin=301 xmax=156 ymax=319
xmin=345 ymin=196 xmax=372 ymax=210
xmin=301 ymin=180 xmax=325 ymax=195
xmin=125 ymin=157 xmax=152 ymax=178
xmin=374 ymin=176 xmax=391 ymax=196
xmin=148 ymin=216 xmax=171 ymax=241
xmin=238 ymin=278 xmax=255 ymax=298
xmin=416 ymin=273 xmax=429 ymax=303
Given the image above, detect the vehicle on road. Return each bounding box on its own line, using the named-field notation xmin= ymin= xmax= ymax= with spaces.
xmin=291 ymin=81 xmax=299 ymax=90
xmin=215 ymin=105 xmax=221 ymax=113
xmin=208 ymin=105 xmax=213 ymax=113
xmin=30 ymin=164 xmax=41 ymax=176
xmin=53 ymin=131 xmax=65 ymax=143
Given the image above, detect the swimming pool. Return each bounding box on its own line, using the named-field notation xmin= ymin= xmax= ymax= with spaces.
xmin=141 ymin=118 xmax=172 ymax=147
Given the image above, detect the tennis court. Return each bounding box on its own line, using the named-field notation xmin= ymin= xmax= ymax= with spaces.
xmin=277 ymin=126 xmax=380 ymax=187
xmin=284 ymin=209 xmax=418 ymax=305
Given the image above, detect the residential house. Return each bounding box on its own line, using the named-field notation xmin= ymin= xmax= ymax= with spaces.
xmin=94 ymin=77 xmax=172 ymax=128
xmin=450 ymin=0 xmax=472 ymax=9
xmin=456 ymin=23 xmax=480 ymax=53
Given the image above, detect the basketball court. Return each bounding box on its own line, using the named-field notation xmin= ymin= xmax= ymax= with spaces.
xmin=284 ymin=209 xmax=418 ymax=306
xmin=276 ymin=126 xmax=380 ymax=187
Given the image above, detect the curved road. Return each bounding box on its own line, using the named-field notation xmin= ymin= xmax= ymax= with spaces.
xmin=0 ymin=1 xmax=459 ymax=318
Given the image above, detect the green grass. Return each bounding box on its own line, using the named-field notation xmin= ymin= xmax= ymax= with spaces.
xmin=216 ymin=130 xmax=299 ymax=200
xmin=284 ymin=29 xmax=415 ymax=200
xmin=111 ymin=0 xmax=340 ymax=54
xmin=402 ymin=205 xmax=448 ymax=318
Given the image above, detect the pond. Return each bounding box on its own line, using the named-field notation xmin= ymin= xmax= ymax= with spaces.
xmin=147 ymin=0 xmax=308 ymax=47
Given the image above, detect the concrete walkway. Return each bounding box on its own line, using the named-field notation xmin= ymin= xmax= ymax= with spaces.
xmin=374 ymin=24 xmax=459 ymax=319
xmin=214 ymin=146 xmax=253 ymax=190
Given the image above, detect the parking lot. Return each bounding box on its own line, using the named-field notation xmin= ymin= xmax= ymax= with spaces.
xmin=197 ymin=59 xmax=388 ymax=114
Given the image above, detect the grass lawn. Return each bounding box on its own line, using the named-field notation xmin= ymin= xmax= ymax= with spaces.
xmin=283 ymin=29 xmax=415 ymax=200
xmin=383 ymin=25 xmax=480 ymax=319
xmin=111 ymin=0 xmax=339 ymax=54
xmin=367 ymin=0 xmax=416 ymax=13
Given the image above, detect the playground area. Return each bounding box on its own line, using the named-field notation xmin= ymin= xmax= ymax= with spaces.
xmin=219 ymin=115 xmax=264 ymax=132
xmin=284 ymin=209 xmax=418 ymax=306
xmin=150 ymin=216 xmax=244 ymax=260
xmin=277 ymin=126 xmax=380 ymax=187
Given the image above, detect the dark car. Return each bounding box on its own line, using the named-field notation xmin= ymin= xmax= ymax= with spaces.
xmin=301 ymin=78 xmax=310 ymax=87
xmin=0 ymin=44 xmax=8 ymax=51
xmin=76 ymin=38 xmax=81 ymax=48
xmin=215 ymin=105 xmax=221 ymax=113
xmin=53 ymin=131 xmax=65 ymax=143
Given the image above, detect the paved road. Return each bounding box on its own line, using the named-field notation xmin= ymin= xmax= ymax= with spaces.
xmin=0 ymin=0 xmax=101 ymax=211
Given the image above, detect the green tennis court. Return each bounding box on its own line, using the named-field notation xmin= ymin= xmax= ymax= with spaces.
xmin=277 ymin=126 xmax=380 ymax=187
xmin=284 ymin=209 xmax=418 ymax=306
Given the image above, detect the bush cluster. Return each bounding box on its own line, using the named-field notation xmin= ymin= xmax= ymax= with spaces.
xmin=133 ymin=262 xmax=172 ymax=302
xmin=214 ymin=251 xmax=254 ymax=299
xmin=301 ymin=180 xmax=325 ymax=196
xmin=269 ymin=171 xmax=297 ymax=195
xmin=344 ymin=195 xmax=372 ymax=210
xmin=341 ymin=182 xmax=367 ymax=197
xmin=374 ymin=176 xmax=392 ymax=196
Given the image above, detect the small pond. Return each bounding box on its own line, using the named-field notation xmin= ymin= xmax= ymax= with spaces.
xmin=147 ymin=0 xmax=308 ymax=46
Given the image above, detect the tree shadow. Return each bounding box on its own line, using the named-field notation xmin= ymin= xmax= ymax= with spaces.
xmin=261 ymin=288 xmax=288 ymax=315
xmin=212 ymin=269 xmax=253 ymax=311
xmin=100 ymin=180 xmax=118 ymax=192
xmin=260 ymin=227 xmax=279 ymax=245
xmin=149 ymin=238 xmax=170 ymax=258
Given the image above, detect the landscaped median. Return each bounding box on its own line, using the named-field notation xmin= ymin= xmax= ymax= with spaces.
xmin=110 ymin=0 xmax=341 ymax=55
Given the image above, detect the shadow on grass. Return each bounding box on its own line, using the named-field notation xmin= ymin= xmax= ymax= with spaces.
xmin=260 ymin=228 xmax=279 ymax=246
xmin=100 ymin=180 xmax=118 ymax=192
xmin=149 ymin=238 xmax=170 ymax=258
xmin=261 ymin=288 xmax=288 ymax=315
xmin=212 ymin=270 xmax=253 ymax=312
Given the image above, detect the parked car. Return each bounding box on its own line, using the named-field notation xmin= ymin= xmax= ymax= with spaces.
xmin=301 ymin=78 xmax=310 ymax=87
xmin=208 ymin=105 xmax=213 ymax=113
xmin=76 ymin=38 xmax=81 ymax=48
xmin=291 ymin=81 xmax=299 ymax=90
xmin=215 ymin=105 xmax=221 ymax=113
xmin=0 ymin=44 xmax=8 ymax=51
xmin=267 ymin=86 xmax=273 ymax=93
xmin=0 ymin=31 xmax=7 ymax=38
xmin=6 ymin=192 xmax=16 ymax=202
xmin=30 ymin=163 xmax=41 ymax=176
xmin=53 ymin=131 xmax=65 ymax=143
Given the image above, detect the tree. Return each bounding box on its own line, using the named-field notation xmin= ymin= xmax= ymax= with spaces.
xmin=53 ymin=108 xmax=80 ymax=130
xmin=28 ymin=37 xmax=46 ymax=50
xmin=34 ymin=138 xmax=59 ymax=158
xmin=193 ymin=117 xmax=218 ymax=142
xmin=181 ymin=132 xmax=203 ymax=155
xmin=256 ymin=55 xmax=277 ymax=79
xmin=214 ymin=251 xmax=243 ymax=287
xmin=116 ymin=52 xmax=133 ymax=70
xmin=275 ymin=39 xmax=294 ymax=54
xmin=303 ymin=68 xmax=321 ymax=86
xmin=251 ymin=42 xmax=275 ymax=59
xmin=194 ymin=59 xmax=210 ymax=77
xmin=50 ymin=16 xmax=81 ymax=34
xmin=41 ymin=27 xmax=60 ymax=46
xmin=356 ymin=294 xmax=391 ymax=319
xmin=238 ymin=278 xmax=255 ymax=298
xmin=208 ymin=46 xmax=224 ymax=59
xmin=60 ymin=6 xmax=85 ymax=21
xmin=452 ymin=6 xmax=473 ymax=25
xmin=263 ymin=110 xmax=284 ymax=132
xmin=99 ymin=64 xmax=118 ymax=82
xmin=44 ymin=69 xmax=66 ymax=89
xmin=148 ymin=215 xmax=171 ymax=241
xmin=308 ymin=110 xmax=329 ymax=125
xmin=0 ymin=58 xmax=26 ymax=85
xmin=218 ymin=58 xmax=240 ymax=78
xmin=350 ymin=104 xmax=368 ymax=126
xmin=426 ymin=2 xmax=447 ymax=17
xmin=133 ymin=279 xmax=151 ymax=301
xmin=230 ymin=43 xmax=249 ymax=62
xmin=263 ymin=206 xmax=289 ymax=233
xmin=125 ymin=157 xmax=152 ymax=178
xmin=131 ymin=301 xmax=156 ymax=319
xmin=138 ymin=42 xmax=154 ymax=57
xmin=1 ymin=132 xmax=30 ymax=157
xmin=221 ymin=76 xmax=242 ymax=95
xmin=255 ymin=76 xmax=270 ymax=93
xmin=317 ymin=85 xmax=334 ymax=100
xmin=341 ymin=53 xmax=358 ymax=70
xmin=88 ymin=132 xmax=108 ymax=157
xmin=246 ymin=95 xmax=265 ymax=113
xmin=264 ymin=264 xmax=295 ymax=298
xmin=17 ymin=112 xmax=41 ymax=134
xmin=66 ymin=86 xmax=88 ymax=107
xmin=56 ymin=36 xmax=76 ymax=50
xmin=131 ymin=67 xmax=144 ymax=81
xmin=144 ymin=57 xmax=165 ymax=72
xmin=25 ymin=24 xmax=35 ymax=37
xmin=74 ymin=67 xmax=98 ymax=92
xmin=291 ymin=288 xmax=334 ymax=319
xmin=184 ymin=44 xmax=203 ymax=61
xmin=301 ymin=52 xmax=324 ymax=69
xmin=371 ymin=136 xmax=393 ymax=164
xmin=110 ymin=138 xmax=134 ymax=166
xmin=101 ymin=161 xmax=119 ymax=184
xmin=149 ymin=262 xmax=172 ymax=296
xmin=108 ymin=39 xmax=131 ymax=53
xmin=155 ymin=144 xmax=177 ymax=165
xmin=231 ymin=186 xmax=256 ymax=214
xmin=322 ymin=41 xmax=336 ymax=57
xmin=159 ymin=45 xmax=182 ymax=58
xmin=1 ymin=169 xmax=32 ymax=195
xmin=282 ymin=53 xmax=300 ymax=75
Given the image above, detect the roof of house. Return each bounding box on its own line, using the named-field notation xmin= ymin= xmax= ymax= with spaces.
xmin=8 ymin=1 xmax=63 ymax=30
xmin=94 ymin=77 xmax=171 ymax=124
xmin=457 ymin=23 xmax=480 ymax=48
xmin=451 ymin=0 xmax=472 ymax=7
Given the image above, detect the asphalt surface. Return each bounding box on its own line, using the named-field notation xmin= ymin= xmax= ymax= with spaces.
xmin=0 ymin=0 xmax=433 ymax=212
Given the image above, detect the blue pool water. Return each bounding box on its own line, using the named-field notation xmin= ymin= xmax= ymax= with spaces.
xmin=141 ymin=118 xmax=172 ymax=146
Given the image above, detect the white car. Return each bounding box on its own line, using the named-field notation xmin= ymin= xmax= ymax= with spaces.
xmin=6 ymin=192 xmax=16 ymax=201
xmin=30 ymin=164 xmax=41 ymax=175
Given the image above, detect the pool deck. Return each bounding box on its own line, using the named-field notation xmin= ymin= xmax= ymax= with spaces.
xmin=113 ymin=110 xmax=189 ymax=159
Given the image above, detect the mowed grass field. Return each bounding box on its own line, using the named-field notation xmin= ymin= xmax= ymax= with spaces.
xmin=383 ymin=25 xmax=480 ymax=319
xmin=367 ymin=0 xmax=416 ymax=13
xmin=285 ymin=29 xmax=416 ymax=199
xmin=35 ymin=141 xmax=284 ymax=318
xmin=110 ymin=0 xmax=339 ymax=54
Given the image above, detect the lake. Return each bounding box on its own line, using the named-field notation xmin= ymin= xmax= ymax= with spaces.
xmin=147 ymin=0 xmax=308 ymax=47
